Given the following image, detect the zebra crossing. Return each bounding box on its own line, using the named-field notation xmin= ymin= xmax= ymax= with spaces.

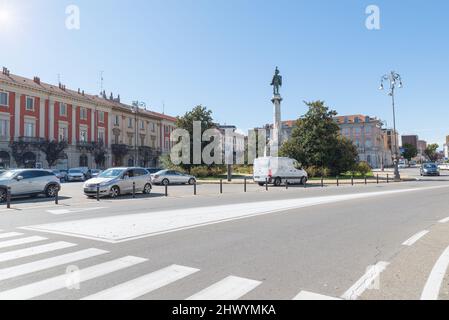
xmin=0 ymin=230 xmax=367 ymax=300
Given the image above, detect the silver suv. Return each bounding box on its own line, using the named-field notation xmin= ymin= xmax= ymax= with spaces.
xmin=0 ymin=169 xmax=61 ymax=203
xmin=83 ymin=167 xmax=152 ymax=198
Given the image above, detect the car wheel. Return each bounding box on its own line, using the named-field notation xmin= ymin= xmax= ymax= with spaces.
xmin=110 ymin=186 xmax=120 ymax=198
xmin=45 ymin=185 xmax=59 ymax=198
xmin=273 ymin=177 xmax=282 ymax=187
xmin=258 ymin=182 xmax=265 ymax=187
xmin=162 ymin=179 xmax=170 ymax=186
xmin=188 ymin=178 xmax=196 ymax=185
xmin=143 ymin=183 xmax=152 ymax=194
xmin=300 ymin=177 xmax=307 ymax=185
xmin=0 ymin=189 xmax=6 ymax=203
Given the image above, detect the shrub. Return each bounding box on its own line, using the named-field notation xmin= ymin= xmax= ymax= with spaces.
xmin=356 ymin=161 xmax=372 ymax=176
xmin=190 ymin=166 xmax=210 ymax=178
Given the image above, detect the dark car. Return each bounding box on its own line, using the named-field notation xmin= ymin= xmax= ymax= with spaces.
xmin=420 ymin=163 xmax=440 ymax=176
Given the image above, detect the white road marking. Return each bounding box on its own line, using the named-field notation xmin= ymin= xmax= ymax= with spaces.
xmin=0 ymin=236 xmax=47 ymax=249
xmin=293 ymin=291 xmax=341 ymax=300
xmin=341 ymin=262 xmax=390 ymax=300
xmin=439 ymin=217 xmax=449 ymax=224
xmin=82 ymin=264 xmax=199 ymax=300
xmin=0 ymin=232 xmax=23 ymax=239
xmin=187 ymin=276 xmax=261 ymax=300
xmin=0 ymin=256 xmax=147 ymax=300
xmin=21 ymin=185 xmax=449 ymax=243
xmin=46 ymin=207 xmax=108 ymax=215
xmin=0 ymin=248 xmax=108 ymax=281
xmin=0 ymin=242 xmax=77 ymax=263
xmin=402 ymin=230 xmax=429 ymax=246
xmin=421 ymin=245 xmax=449 ymax=300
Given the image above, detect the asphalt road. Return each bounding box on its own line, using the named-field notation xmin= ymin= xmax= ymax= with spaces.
xmin=0 ymin=168 xmax=449 ymax=300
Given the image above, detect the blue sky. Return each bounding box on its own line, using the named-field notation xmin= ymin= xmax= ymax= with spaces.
xmin=0 ymin=0 xmax=448 ymax=147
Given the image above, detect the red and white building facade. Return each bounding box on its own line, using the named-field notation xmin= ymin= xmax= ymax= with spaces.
xmin=0 ymin=68 xmax=177 ymax=169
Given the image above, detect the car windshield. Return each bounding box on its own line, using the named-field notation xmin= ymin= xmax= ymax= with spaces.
xmin=424 ymin=164 xmax=437 ymax=169
xmin=0 ymin=171 xmax=18 ymax=179
xmin=69 ymin=169 xmax=82 ymax=174
xmin=154 ymin=170 xmax=167 ymax=175
xmin=98 ymin=169 xmax=125 ymax=178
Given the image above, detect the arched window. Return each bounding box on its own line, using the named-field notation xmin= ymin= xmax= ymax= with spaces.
xmin=128 ymin=158 xmax=135 ymax=167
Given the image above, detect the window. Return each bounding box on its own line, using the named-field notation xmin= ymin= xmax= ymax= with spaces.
xmin=80 ymin=108 xmax=88 ymax=120
xmin=355 ymin=127 xmax=361 ymax=135
xmin=365 ymin=139 xmax=373 ymax=148
xmin=26 ymin=97 xmax=34 ymax=111
xmin=59 ymin=127 xmax=68 ymax=141
xmin=80 ymin=129 xmax=88 ymax=142
xmin=150 ymin=122 xmax=155 ymax=132
xmin=140 ymin=120 xmax=144 ymax=130
xmin=114 ymin=115 xmax=120 ymax=126
xmin=0 ymin=92 xmax=8 ymax=106
xmin=60 ymin=103 xmax=67 ymax=116
xmin=0 ymin=120 xmax=8 ymax=137
xmin=128 ymin=118 xmax=133 ymax=128
xmin=131 ymin=169 xmax=147 ymax=177
xmin=99 ymin=111 xmax=105 ymax=123
xmin=365 ymin=126 xmax=372 ymax=134
xmin=98 ymin=130 xmax=105 ymax=143
xmin=25 ymin=122 xmax=35 ymax=137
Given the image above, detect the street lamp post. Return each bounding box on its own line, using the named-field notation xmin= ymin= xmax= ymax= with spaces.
xmin=379 ymin=71 xmax=403 ymax=181
xmin=132 ymin=101 xmax=146 ymax=167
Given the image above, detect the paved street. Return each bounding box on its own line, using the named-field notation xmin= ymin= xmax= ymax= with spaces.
xmin=0 ymin=168 xmax=448 ymax=300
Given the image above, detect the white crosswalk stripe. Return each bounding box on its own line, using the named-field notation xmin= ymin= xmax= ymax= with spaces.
xmin=82 ymin=264 xmax=199 ymax=300
xmin=0 ymin=256 xmax=147 ymax=300
xmin=0 ymin=236 xmax=47 ymax=249
xmin=0 ymin=232 xmax=24 ymax=240
xmin=0 ymin=242 xmax=77 ymax=263
xmin=293 ymin=291 xmax=341 ymax=300
xmin=187 ymin=276 xmax=262 ymax=300
xmin=0 ymin=248 xmax=108 ymax=281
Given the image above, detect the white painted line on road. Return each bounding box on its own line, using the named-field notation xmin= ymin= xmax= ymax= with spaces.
xmin=82 ymin=264 xmax=199 ymax=300
xmin=0 ymin=248 xmax=108 ymax=281
xmin=0 ymin=256 xmax=147 ymax=300
xmin=187 ymin=276 xmax=261 ymax=300
xmin=402 ymin=230 xmax=429 ymax=247
xmin=293 ymin=291 xmax=341 ymax=300
xmin=341 ymin=262 xmax=390 ymax=300
xmin=21 ymin=185 xmax=449 ymax=244
xmin=46 ymin=207 xmax=108 ymax=215
xmin=439 ymin=217 xmax=449 ymax=224
xmin=0 ymin=232 xmax=23 ymax=239
xmin=0 ymin=236 xmax=47 ymax=249
xmin=0 ymin=242 xmax=77 ymax=263
xmin=421 ymin=245 xmax=449 ymax=300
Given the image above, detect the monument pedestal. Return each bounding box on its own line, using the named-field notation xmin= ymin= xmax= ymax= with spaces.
xmin=270 ymin=94 xmax=283 ymax=157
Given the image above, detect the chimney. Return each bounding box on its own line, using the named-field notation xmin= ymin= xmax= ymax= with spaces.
xmin=78 ymin=88 xmax=80 ymax=94
xmin=2 ymin=67 xmax=10 ymax=76
xmin=33 ymin=77 xmax=41 ymax=85
xmin=117 ymin=94 xmax=121 ymax=103
xmin=82 ymin=90 xmax=85 ymax=96
xmin=110 ymin=92 xmax=113 ymax=100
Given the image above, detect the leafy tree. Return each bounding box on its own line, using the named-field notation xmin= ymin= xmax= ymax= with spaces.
xmin=280 ymin=101 xmax=358 ymax=176
xmin=10 ymin=140 xmax=30 ymax=167
xmin=38 ymin=140 xmax=68 ymax=168
xmin=425 ymin=143 xmax=439 ymax=162
xmin=173 ymin=105 xmax=216 ymax=172
xmin=92 ymin=141 xmax=107 ymax=168
xmin=402 ymin=143 xmax=418 ymax=162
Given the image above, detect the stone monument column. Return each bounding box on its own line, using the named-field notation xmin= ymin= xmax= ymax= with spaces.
xmin=270 ymin=67 xmax=283 ymax=157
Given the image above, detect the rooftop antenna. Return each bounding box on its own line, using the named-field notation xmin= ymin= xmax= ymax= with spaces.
xmin=162 ymin=101 xmax=165 ymax=114
xmin=100 ymin=71 xmax=104 ymax=94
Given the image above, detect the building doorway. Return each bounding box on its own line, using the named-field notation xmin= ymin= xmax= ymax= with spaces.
xmin=0 ymin=151 xmax=10 ymax=169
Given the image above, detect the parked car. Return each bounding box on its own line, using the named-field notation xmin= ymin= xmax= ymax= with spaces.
xmin=438 ymin=163 xmax=449 ymax=171
xmin=67 ymin=168 xmax=86 ymax=182
xmin=90 ymin=169 xmax=102 ymax=178
xmin=151 ymin=170 xmax=197 ymax=186
xmin=0 ymin=169 xmax=61 ymax=202
xmin=253 ymin=157 xmax=308 ymax=186
xmin=50 ymin=169 xmax=67 ymax=182
xmin=146 ymin=168 xmax=163 ymax=174
xmin=398 ymin=160 xmax=407 ymax=169
xmin=83 ymin=167 xmax=152 ymax=198
xmin=420 ymin=163 xmax=440 ymax=176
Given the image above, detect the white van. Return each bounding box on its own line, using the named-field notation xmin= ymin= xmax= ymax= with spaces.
xmin=253 ymin=157 xmax=308 ymax=186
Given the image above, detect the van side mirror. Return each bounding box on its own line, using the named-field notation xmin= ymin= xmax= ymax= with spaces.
xmin=16 ymin=175 xmax=24 ymax=181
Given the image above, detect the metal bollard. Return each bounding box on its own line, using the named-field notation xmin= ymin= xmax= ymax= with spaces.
xmin=220 ymin=180 xmax=223 ymax=194
xmin=351 ymin=175 xmax=354 ymax=186
xmin=194 ymin=182 xmax=197 ymax=195
xmin=165 ymin=184 xmax=168 ymax=197
xmin=286 ymin=180 xmax=288 ymax=190
xmin=265 ymin=178 xmax=268 ymax=191
xmin=387 ymin=174 xmax=390 ymax=184
xmin=132 ymin=182 xmax=136 ymax=199
xmin=321 ymin=176 xmax=324 ymax=188
xmin=55 ymin=188 xmax=59 ymax=205
xmin=304 ymin=178 xmax=307 ymax=188
xmin=337 ymin=176 xmax=339 ymax=187
xmin=244 ymin=178 xmax=247 ymax=193
xmin=96 ymin=184 xmax=100 ymax=202
xmin=6 ymin=186 xmax=11 ymax=209
xmin=377 ymin=174 xmax=379 ymax=184
xmin=365 ymin=176 xmax=367 ymax=185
